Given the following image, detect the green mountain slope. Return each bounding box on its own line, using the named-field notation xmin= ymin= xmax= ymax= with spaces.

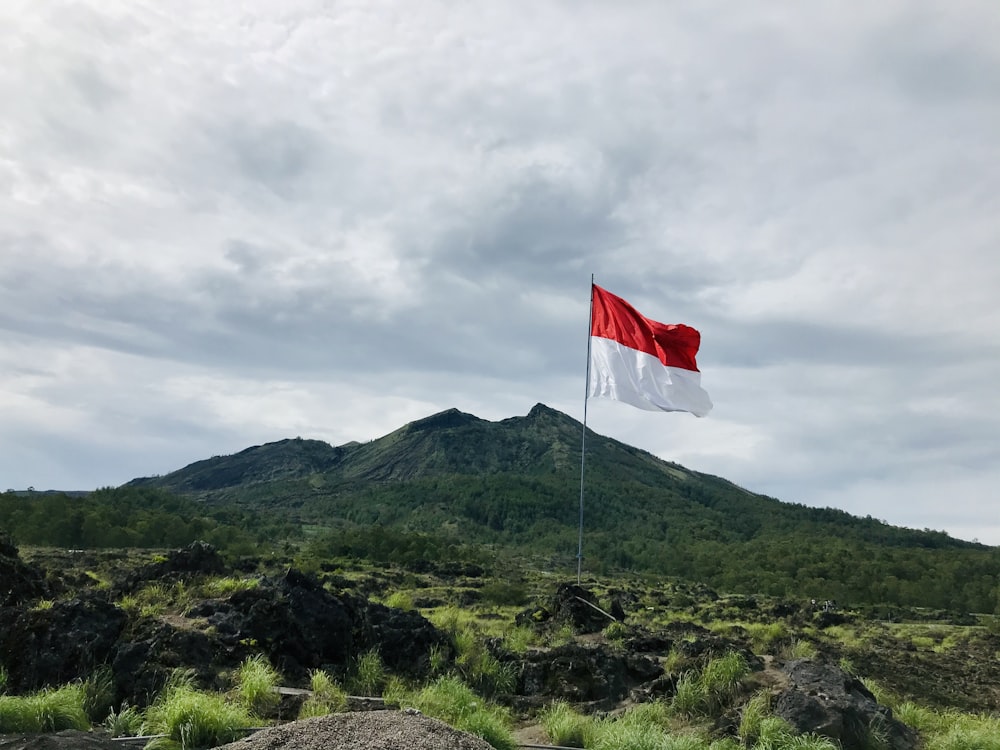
xmin=128 ymin=403 xmax=1000 ymax=612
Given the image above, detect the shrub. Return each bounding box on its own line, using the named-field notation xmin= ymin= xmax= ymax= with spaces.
xmin=478 ymin=581 xmax=528 ymax=607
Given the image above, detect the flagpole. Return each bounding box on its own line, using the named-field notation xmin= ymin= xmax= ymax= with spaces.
xmin=577 ymin=274 xmax=595 ymax=584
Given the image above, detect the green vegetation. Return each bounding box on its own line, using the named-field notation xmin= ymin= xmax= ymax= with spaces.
xmin=298 ymin=670 xmax=348 ymax=718
xmin=672 ymin=652 xmax=751 ymax=718
xmin=540 ymin=701 xmax=590 ymax=747
xmin=395 ymin=676 xmax=517 ymax=750
xmin=0 ymin=487 xmax=296 ymax=557
xmin=235 ymin=655 xmax=281 ymax=717
xmin=429 ymin=606 xmax=517 ymax=697
xmin=104 ymin=703 xmax=144 ymax=737
xmin=347 ymin=649 xmax=386 ymax=697
xmin=141 ymin=670 xmax=256 ymax=750
xmin=7 ymin=405 xmax=1000 ymax=612
xmin=0 ymin=684 xmax=89 ymax=733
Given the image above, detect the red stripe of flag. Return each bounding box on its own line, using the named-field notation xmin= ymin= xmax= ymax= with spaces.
xmin=590 ymin=284 xmax=702 ymax=373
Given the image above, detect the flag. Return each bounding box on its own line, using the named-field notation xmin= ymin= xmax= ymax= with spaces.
xmin=589 ymin=284 xmax=712 ymax=417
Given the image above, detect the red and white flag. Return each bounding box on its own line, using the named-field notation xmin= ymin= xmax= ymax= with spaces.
xmin=589 ymin=284 xmax=712 ymax=417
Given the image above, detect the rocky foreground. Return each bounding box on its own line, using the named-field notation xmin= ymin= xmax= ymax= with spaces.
xmin=4 ymin=537 xmax=1000 ymax=750
xmin=0 ymin=713 xmax=492 ymax=750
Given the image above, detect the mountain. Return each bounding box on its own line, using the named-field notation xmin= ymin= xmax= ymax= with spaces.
xmin=128 ymin=403 xmax=999 ymax=611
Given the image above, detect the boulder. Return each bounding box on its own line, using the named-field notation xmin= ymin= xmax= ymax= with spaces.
xmin=0 ymin=595 xmax=126 ymax=693
xmin=550 ymin=583 xmax=612 ymax=634
xmin=0 ymin=534 xmax=48 ymax=607
xmin=774 ymin=660 xmax=918 ymax=750
xmin=516 ymin=642 xmax=662 ymax=705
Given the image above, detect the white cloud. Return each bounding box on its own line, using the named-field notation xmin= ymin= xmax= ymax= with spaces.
xmin=1 ymin=0 xmax=999 ymax=545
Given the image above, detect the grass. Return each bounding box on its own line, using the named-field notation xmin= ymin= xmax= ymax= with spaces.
xmin=348 ymin=649 xmax=386 ymax=696
xmin=142 ymin=669 xmax=256 ymax=750
xmin=0 ymin=684 xmax=90 ymax=733
xmin=671 ymin=652 xmax=750 ymax=718
xmin=201 ymin=576 xmax=259 ymax=597
xmin=235 ymin=655 xmax=280 ymax=716
xmin=398 ymin=676 xmax=517 ymax=750
xmin=83 ymin=666 xmax=116 ymax=723
xmin=104 ymin=703 xmax=144 ymax=737
xmin=893 ymin=703 xmax=1000 ymax=750
xmin=743 ymin=622 xmax=790 ymax=653
xmin=540 ymin=701 xmax=591 ymax=748
xmin=384 ymin=590 xmax=416 ymax=611
xmin=298 ymin=670 xmax=348 ymax=718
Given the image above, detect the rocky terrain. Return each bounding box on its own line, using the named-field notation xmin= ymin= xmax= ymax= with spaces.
xmin=3 ymin=537 xmax=1000 ymax=749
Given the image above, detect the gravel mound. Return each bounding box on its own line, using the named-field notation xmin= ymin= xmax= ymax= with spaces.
xmin=217 ymin=711 xmax=496 ymax=750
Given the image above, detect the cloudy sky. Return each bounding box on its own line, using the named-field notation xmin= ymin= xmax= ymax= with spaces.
xmin=3 ymin=1 xmax=999 ymax=544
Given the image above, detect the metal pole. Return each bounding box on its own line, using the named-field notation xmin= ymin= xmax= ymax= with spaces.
xmin=577 ymin=275 xmax=595 ymax=584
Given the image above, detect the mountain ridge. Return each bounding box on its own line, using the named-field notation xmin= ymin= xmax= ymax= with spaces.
xmin=127 ymin=403 xmax=981 ymax=552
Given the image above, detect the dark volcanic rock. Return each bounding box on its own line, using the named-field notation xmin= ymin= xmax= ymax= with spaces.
xmin=0 ymin=533 xmax=48 ymax=607
xmin=517 ymin=642 xmax=662 ymax=705
xmin=550 ymin=583 xmax=612 ymax=634
xmin=0 ymin=595 xmax=126 ymax=693
xmin=116 ymin=541 xmax=226 ymax=593
xmin=774 ymin=660 xmax=918 ymax=750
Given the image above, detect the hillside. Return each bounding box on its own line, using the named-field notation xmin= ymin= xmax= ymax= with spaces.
xmin=124 ymin=404 xmax=1000 ymax=613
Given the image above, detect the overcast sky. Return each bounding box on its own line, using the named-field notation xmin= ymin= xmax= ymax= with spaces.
xmin=3 ymin=1 xmax=999 ymax=544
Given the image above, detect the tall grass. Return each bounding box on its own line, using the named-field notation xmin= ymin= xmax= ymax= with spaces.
xmin=540 ymin=701 xmax=591 ymax=748
xmin=348 ymin=649 xmax=385 ymax=696
xmin=104 ymin=703 xmax=144 ymax=737
xmin=235 ymin=655 xmax=280 ymax=716
xmin=431 ymin=607 xmax=517 ymax=696
xmin=142 ymin=669 xmax=255 ymax=750
xmin=0 ymin=684 xmax=90 ymax=733
xmin=895 ymin=704 xmax=1000 ymax=750
xmin=83 ymin=666 xmax=116 ymax=723
xmin=201 ymin=576 xmax=259 ymax=597
xmin=298 ymin=670 xmax=347 ymax=718
xmin=672 ymin=652 xmax=749 ymax=717
xmin=398 ymin=675 xmax=517 ymax=750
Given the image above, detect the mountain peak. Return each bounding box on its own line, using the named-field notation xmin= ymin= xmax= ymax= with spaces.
xmin=404 ymin=407 xmax=485 ymax=433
